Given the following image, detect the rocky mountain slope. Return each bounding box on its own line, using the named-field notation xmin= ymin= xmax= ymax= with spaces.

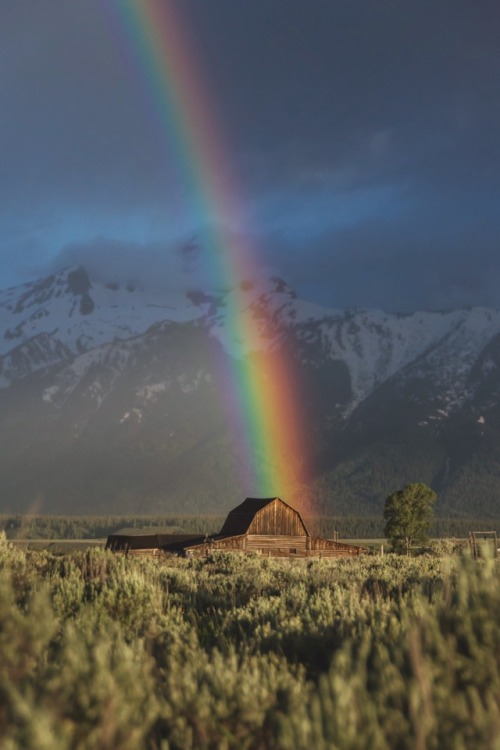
xmin=1 ymin=266 xmax=499 ymax=517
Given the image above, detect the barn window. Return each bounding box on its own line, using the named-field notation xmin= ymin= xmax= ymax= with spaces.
xmin=289 ymin=548 xmax=297 ymax=554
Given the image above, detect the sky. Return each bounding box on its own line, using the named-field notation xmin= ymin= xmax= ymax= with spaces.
xmin=1 ymin=0 xmax=500 ymax=312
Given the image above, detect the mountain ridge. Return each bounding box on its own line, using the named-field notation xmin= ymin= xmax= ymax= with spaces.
xmin=1 ymin=266 xmax=499 ymax=517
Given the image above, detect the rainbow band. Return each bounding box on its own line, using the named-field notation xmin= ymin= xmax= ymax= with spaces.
xmin=108 ymin=0 xmax=310 ymax=510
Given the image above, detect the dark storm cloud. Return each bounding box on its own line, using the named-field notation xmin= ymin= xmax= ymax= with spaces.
xmin=197 ymin=1 xmax=500 ymax=181
xmin=1 ymin=0 xmax=499 ymax=308
xmin=0 ymin=1 xmax=170 ymax=205
xmin=282 ymin=215 xmax=500 ymax=313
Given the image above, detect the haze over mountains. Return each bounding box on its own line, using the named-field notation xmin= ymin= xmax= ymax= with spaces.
xmin=1 ymin=266 xmax=499 ymax=517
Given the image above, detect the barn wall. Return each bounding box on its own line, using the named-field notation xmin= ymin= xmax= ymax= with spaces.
xmin=211 ymin=535 xmax=247 ymax=550
xmin=309 ymin=537 xmax=366 ymax=556
xmin=246 ymin=535 xmax=308 ymax=552
xmin=123 ymin=548 xmax=161 ymax=557
xmin=187 ymin=532 xmax=366 ymax=558
xmin=247 ymin=499 xmax=308 ymax=536
xmin=246 ymin=535 xmax=364 ymax=557
xmin=186 ymin=535 xmax=247 ymax=555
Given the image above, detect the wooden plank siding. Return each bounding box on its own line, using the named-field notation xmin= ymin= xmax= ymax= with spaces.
xmin=246 ymin=499 xmax=308 ymax=536
xmin=246 ymin=534 xmax=307 ymax=551
xmin=187 ymin=534 xmax=365 ymax=558
xmin=121 ymin=547 xmax=161 ymax=557
xmin=207 ymin=535 xmax=247 ymax=551
xmin=309 ymin=537 xmax=366 ymax=557
xmin=218 ymin=498 xmax=309 ymax=537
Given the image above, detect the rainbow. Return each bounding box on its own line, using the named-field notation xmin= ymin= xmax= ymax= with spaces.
xmin=107 ymin=0 xmax=312 ymax=511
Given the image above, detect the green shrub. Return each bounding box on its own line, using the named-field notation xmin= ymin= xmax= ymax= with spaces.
xmin=0 ymin=540 xmax=499 ymax=748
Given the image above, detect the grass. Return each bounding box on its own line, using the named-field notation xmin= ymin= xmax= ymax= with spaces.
xmin=1 ymin=533 xmax=499 ymax=748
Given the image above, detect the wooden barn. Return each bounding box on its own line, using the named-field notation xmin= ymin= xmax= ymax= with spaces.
xmin=106 ymin=497 xmax=366 ymax=558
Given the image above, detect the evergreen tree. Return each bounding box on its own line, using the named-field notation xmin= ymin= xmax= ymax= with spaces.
xmin=384 ymin=482 xmax=437 ymax=555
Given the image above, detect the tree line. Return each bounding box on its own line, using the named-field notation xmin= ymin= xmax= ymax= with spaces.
xmin=1 ymin=511 xmax=498 ymax=541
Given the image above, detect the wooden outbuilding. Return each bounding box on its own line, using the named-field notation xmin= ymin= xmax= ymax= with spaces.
xmin=106 ymin=497 xmax=366 ymax=558
xmin=105 ymin=533 xmax=206 ymax=556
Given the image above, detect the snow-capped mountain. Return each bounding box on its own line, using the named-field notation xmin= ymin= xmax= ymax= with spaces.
xmin=1 ymin=266 xmax=500 ymax=516
xmin=0 ymin=267 xmax=200 ymax=379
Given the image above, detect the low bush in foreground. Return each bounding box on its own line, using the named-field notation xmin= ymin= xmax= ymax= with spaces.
xmin=0 ymin=534 xmax=499 ymax=749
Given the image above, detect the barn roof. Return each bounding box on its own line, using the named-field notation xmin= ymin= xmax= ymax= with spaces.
xmin=218 ymin=497 xmax=285 ymax=537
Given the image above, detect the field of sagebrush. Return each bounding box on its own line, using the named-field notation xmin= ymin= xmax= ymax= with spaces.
xmin=1 ymin=533 xmax=499 ymax=749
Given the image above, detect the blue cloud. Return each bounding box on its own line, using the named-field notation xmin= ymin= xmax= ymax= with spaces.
xmin=252 ymin=183 xmax=405 ymax=246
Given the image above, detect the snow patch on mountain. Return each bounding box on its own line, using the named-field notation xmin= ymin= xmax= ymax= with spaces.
xmin=136 ymin=382 xmax=169 ymax=401
xmin=3 ymin=267 xmax=500 ymax=431
xmin=0 ymin=266 xmax=202 ymax=360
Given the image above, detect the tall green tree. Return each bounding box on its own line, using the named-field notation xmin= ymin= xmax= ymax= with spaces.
xmin=384 ymin=482 xmax=437 ymax=555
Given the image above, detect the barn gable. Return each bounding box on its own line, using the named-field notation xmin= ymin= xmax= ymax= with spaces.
xmin=218 ymin=497 xmax=309 ymax=537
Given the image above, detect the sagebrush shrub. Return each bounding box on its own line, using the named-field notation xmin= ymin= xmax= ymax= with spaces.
xmin=0 ymin=541 xmax=499 ymax=749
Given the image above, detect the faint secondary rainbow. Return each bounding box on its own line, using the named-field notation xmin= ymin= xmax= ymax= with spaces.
xmin=108 ymin=0 xmax=311 ymax=510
